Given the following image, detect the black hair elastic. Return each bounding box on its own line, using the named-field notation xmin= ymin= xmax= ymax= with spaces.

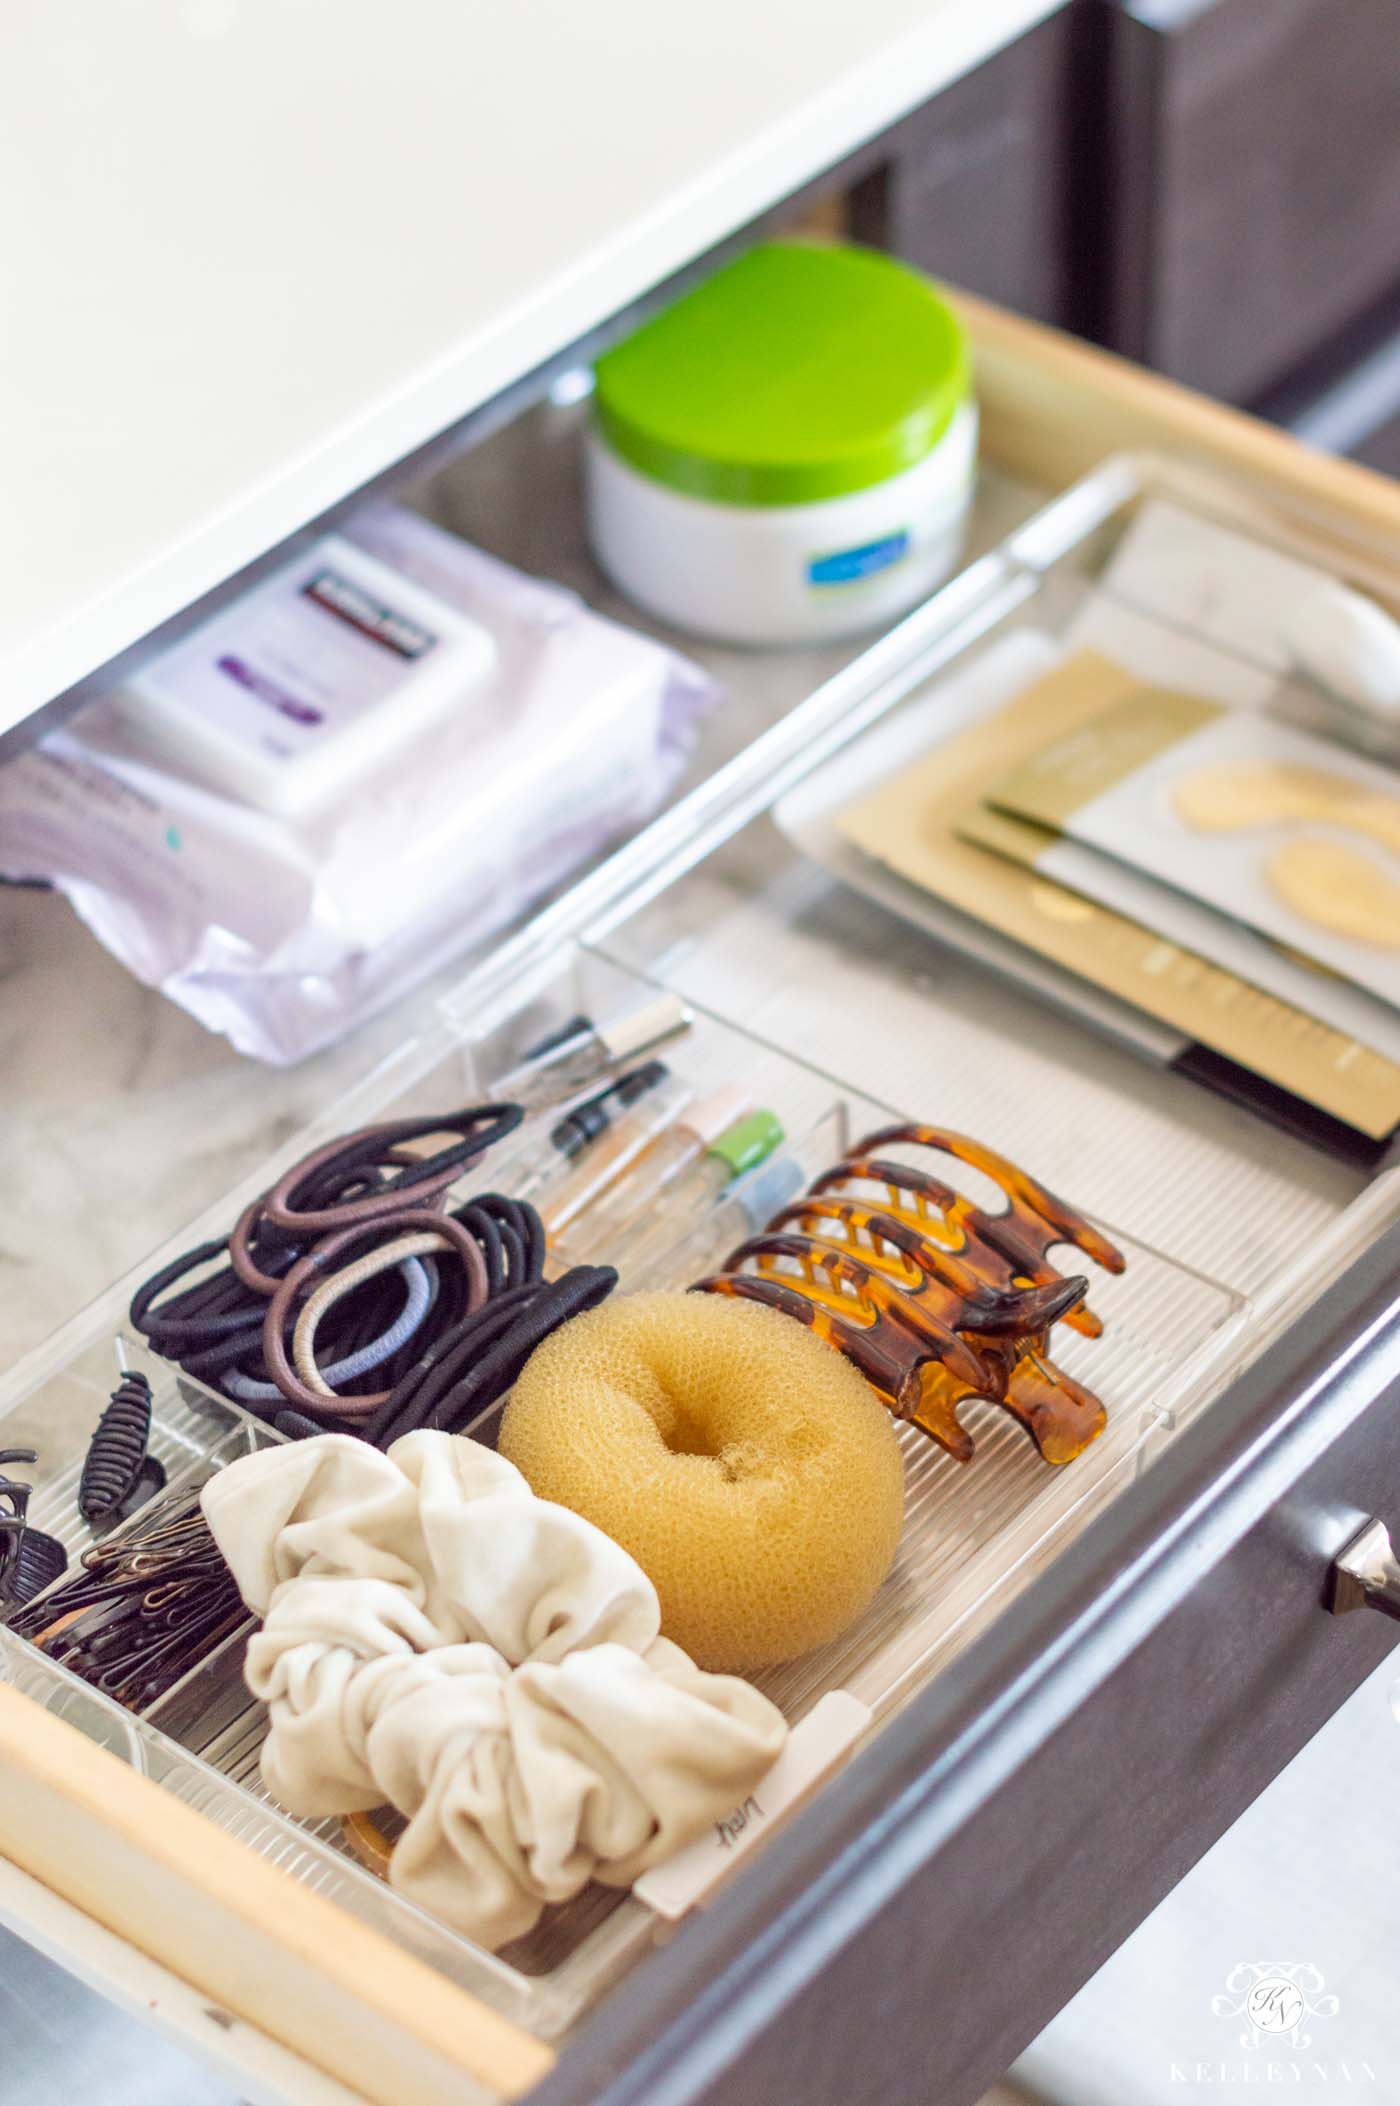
xmin=130 ymin=1239 xmax=260 ymax=1343
xmin=364 ymin=1265 xmax=618 ymax=1447
xmin=450 ymin=1194 xmax=546 ymax=1295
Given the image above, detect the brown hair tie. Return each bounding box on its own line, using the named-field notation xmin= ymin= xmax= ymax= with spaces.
xmin=228 ymin=1142 xmax=435 ymax=1295
xmin=292 ymin=1232 xmax=446 ymax=1399
xmin=229 ymin=1196 xmax=295 ymax=1297
xmin=260 ymin=1108 xmax=520 ymax=1236
xmin=262 ymin=1211 xmax=489 ymax=1418
xmin=257 ymin=1131 xmax=460 ymax=1238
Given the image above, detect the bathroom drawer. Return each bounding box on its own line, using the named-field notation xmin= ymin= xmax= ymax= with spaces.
xmin=3 ymin=294 xmax=1400 ymax=2106
xmin=1099 ymin=0 xmax=1400 ymax=404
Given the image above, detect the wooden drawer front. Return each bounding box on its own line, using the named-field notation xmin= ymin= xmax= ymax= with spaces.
xmin=1104 ymin=0 xmax=1400 ymax=404
xmin=849 ymin=11 xmax=1078 ymax=326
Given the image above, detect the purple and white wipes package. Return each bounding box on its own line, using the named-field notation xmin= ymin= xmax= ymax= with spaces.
xmin=114 ymin=532 xmax=500 ymax=817
xmin=0 ymin=504 xmax=718 ymax=1063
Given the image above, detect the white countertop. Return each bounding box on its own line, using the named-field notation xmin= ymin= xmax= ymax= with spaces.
xmin=0 ymin=0 xmax=1059 ymax=738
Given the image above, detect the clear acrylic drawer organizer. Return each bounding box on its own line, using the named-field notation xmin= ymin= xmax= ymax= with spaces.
xmin=5 ymin=451 xmax=1399 ymax=2041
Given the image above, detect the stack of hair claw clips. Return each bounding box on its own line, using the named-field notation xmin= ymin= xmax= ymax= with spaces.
xmin=696 ymin=1124 xmax=1126 ymax=1465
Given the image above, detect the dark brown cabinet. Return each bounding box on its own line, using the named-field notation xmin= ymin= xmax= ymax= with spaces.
xmin=847 ymin=10 xmax=1086 ymax=330
xmin=1099 ymin=0 xmax=1400 ymax=403
xmin=854 ymin=0 xmax=1400 ymax=420
xmin=1357 ymin=407 xmax=1400 ymax=479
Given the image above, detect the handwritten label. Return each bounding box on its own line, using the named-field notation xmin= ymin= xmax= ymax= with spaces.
xmin=634 ymin=1690 xmax=872 ymax=1921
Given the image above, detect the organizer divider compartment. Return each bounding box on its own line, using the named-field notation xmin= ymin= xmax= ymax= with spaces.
xmin=6 ymin=1352 xmax=264 ymax=1622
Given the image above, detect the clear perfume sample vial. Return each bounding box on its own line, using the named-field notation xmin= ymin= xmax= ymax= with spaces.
xmin=551 ymin=1086 xmax=751 ymax=1258
xmin=491 ymin=995 xmax=691 ymax=1114
xmin=605 ymin=1110 xmax=788 ymax=1273
xmin=507 ymin=1061 xmax=671 ymax=1202
xmin=535 ymin=1072 xmax=696 ymax=1239
xmin=626 ymin=1142 xmax=802 ymax=1286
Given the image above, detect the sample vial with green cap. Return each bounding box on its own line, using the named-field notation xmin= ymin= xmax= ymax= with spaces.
xmin=586 ymin=242 xmax=976 ymax=645
xmin=547 ymin=1086 xmax=751 ymax=1260
xmin=605 ymin=1108 xmax=789 ymax=1274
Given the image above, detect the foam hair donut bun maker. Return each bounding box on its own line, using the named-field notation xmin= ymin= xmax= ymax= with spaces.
xmin=497 ymin=1290 xmax=905 ymax=1673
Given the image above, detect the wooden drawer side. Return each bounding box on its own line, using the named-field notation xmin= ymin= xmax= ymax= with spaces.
xmin=0 ymin=1685 xmax=553 ymax=2106
xmin=957 ymin=287 xmax=1400 ymax=537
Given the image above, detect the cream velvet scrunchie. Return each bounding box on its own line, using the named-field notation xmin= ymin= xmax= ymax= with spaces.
xmin=200 ymin=1432 xmax=787 ymax=1948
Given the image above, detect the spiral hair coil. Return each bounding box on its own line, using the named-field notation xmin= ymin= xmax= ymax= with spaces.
xmin=79 ymin=1370 xmax=167 ymax=1530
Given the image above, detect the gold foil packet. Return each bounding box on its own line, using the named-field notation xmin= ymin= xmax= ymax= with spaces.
xmin=838 ymin=649 xmax=1400 ymax=1140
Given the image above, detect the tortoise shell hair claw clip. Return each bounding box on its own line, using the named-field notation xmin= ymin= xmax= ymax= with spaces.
xmin=699 ymin=1230 xmax=990 ymax=1444
xmin=698 ymin=1227 xmax=1105 ymax=1465
xmin=761 ymin=1196 xmax=1105 ymax=1463
xmin=762 ymin=1195 xmax=1087 ymax=1342
xmin=813 ymin=1123 xmax=1125 ymax=1338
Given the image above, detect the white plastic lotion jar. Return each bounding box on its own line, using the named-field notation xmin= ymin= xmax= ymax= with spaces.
xmin=585 ymin=243 xmax=977 ymax=647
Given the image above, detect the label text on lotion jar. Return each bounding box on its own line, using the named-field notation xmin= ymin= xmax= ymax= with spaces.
xmin=634 ymin=1690 xmax=873 ymax=1921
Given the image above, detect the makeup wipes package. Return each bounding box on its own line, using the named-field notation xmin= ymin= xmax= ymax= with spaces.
xmin=114 ymin=532 xmax=500 ymax=818
xmin=0 ymin=504 xmax=716 ymax=1063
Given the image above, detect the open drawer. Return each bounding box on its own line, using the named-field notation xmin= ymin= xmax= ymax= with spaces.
xmin=4 ymin=294 xmax=1400 ymax=2106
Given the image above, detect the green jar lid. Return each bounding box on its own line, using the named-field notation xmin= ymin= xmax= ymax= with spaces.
xmin=593 ymin=243 xmax=971 ymax=508
xmin=707 ymin=1108 xmax=784 ymax=1177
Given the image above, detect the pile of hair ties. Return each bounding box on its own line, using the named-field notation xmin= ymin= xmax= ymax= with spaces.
xmin=127 ymin=1103 xmax=617 ymax=1445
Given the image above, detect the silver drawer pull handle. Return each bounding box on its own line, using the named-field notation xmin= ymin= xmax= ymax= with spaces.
xmin=1327 ymin=1519 xmax=1400 ymax=1621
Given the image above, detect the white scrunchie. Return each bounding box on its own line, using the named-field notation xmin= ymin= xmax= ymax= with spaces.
xmin=201 ymin=1432 xmax=787 ymax=1948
